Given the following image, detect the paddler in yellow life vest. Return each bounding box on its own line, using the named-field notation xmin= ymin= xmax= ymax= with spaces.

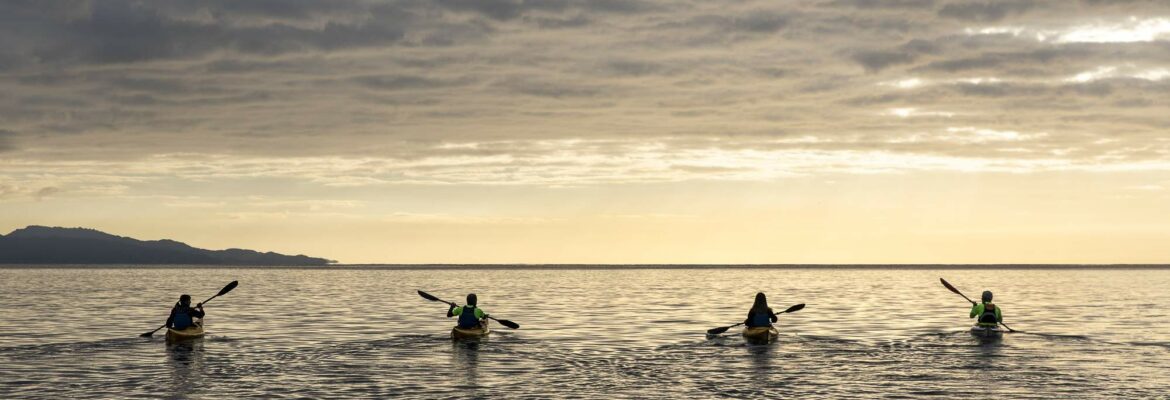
xmin=970 ymin=290 xmax=1003 ymax=327
xmin=447 ymin=293 xmax=488 ymax=329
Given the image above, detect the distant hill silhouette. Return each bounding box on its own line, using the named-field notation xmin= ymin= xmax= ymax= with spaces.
xmin=0 ymin=226 xmax=334 ymax=266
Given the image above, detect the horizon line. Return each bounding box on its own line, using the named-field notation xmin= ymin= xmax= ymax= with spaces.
xmin=3 ymin=263 xmax=1169 ymax=270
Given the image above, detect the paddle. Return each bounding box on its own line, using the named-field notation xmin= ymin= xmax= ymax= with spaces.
xmin=140 ymin=280 xmax=239 ymax=338
xmin=706 ymin=303 xmax=805 ymax=335
xmin=939 ymin=278 xmax=1017 ymax=333
xmin=417 ymin=290 xmax=520 ymax=329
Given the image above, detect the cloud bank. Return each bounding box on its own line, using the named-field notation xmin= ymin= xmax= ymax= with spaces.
xmin=2 ymin=0 xmax=1169 ymax=195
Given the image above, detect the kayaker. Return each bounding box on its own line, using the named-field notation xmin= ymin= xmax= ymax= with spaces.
xmin=166 ymin=294 xmax=205 ymax=330
xmin=448 ymin=293 xmax=488 ymax=329
xmin=969 ymin=290 xmax=1002 ymax=327
xmin=744 ymin=292 xmax=778 ymax=328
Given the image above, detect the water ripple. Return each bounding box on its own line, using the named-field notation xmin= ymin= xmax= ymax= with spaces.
xmin=2 ymin=268 xmax=1169 ymax=398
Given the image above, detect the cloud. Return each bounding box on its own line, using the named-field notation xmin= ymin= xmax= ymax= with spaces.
xmin=494 ymin=77 xmax=606 ymax=98
xmin=1053 ymin=17 xmax=1170 ymax=43
xmin=436 ymin=0 xmax=525 ymax=21
xmin=825 ymin=0 xmax=937 ymax=9
xmin=851 ymin=39 xmax=939 ymax=72
xmin=0 ymin=0 xmax=436 ymax=69
xmin=350 ymin=74 xmax=474 ymax=91
xmin=0 ymin=129 xmax=16 ymax=152
xmin=526 ymin=14 xmax=592 ymax=29
xmin=0 ymin=0 xmax=1167 ymax=194
xmin=938 ymin=1 xmax=1035 ymax=22
xmin=435 ymin=0 xmax=660 ymax=20
xmin=964 ymin=17 xmax=1170 ymax=43
xmin=882 ymin=107 xmax=956 ymax=118
xmin=913 ymin=48 xmax=1082 ymax=73
xmin=0 ymin=182 xmax=61 ymax=201
xmin=33 ymin=186 xmax=61 ymax=201
xmin=853 ymin=50 xmax=919 ymax=72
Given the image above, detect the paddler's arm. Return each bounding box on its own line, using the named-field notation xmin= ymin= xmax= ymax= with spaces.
xmin=769 ymin=308 xmax=778 ymax=323
xmin=969 ymin=303 xmax=983 ymax=318
xmin=191 ymin=304 xmax=205 ymax=318
xmin=165 ymin=307 xmax=176 ymax=328
xmin=475 ymin=308 xmax=486 ymax=320
xmin=995 ymin=306 xmax=1003 ymax=323
xmin=448 ymin=305 xmax=462 ymax=318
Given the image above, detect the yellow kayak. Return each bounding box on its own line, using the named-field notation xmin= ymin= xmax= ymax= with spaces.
xmin=742 ymin=326 xmax=779 ymax=343
xmin=166 ymin=319 xmax=205 ymax=342
xmin=451 ymin=320 xmax=490 ymax=340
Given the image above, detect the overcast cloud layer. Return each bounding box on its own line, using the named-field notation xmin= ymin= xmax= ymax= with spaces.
xmin=1 ymin=1 xmax=1169 ymax=262
xmin=3 ymin=1 xmax=1170 ymax=193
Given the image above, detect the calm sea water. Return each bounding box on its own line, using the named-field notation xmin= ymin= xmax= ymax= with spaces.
xmin=1 ymin=267 xmax=1168 ymax=398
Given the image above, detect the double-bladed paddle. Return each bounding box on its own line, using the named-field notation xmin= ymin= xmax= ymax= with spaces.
xmin=706 ymin=303 xmax=805 ymax=335
xmin=940 ymin=277 xmax=1017 ymax=333
xmin=418 ymin=290 xmax=520 ymax=329
xmin=140 ymin=280 xmax=239 ymax=338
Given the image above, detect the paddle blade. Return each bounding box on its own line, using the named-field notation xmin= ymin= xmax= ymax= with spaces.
xmin=706 ymin=326 xmax=731 ymax=335
xmin=417 ymin=290 xmax=441 ymax=302
xmin=940 ymin=278 xmax=976 ymax=304
xmin=496 ymin=319 xmax=520 ymax=329
xmin=782 ymin=303 xmax=805 ymax=313
xmin=940 ymin=278 xmax=961 ymax=295
xmin=218 ymin=280 xmax=239 ymax=297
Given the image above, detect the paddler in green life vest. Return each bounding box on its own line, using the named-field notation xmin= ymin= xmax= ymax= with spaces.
xmin=970 ymin=291 xmax=1003 ymax=327
xmin=447 ymin=293 xmax=488 ymax=329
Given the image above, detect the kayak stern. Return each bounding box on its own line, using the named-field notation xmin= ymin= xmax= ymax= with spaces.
xmin=969 ymin=325 xmax=1005 ymax=339
xmin=451 ymin=320 xmax=490 ymax=340
xmin=742 ymin=326 xmax=779 ymax=344
xmin=165 ymin=319 xmax=205 ymax=342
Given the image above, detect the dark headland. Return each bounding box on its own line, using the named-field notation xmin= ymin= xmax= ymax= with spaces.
xmin=0 ymin=226 xmax=334 ymax=266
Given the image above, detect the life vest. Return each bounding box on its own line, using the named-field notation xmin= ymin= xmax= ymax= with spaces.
xmin=749 ymin=309 xmax=773 ymax=327
xmin=978 ymin=303 xmax=999 ymax=325
xmin=173 ymin=305 xmax=195 ymax=329
xmin=457 ymin=305 xmax=482 ymax=328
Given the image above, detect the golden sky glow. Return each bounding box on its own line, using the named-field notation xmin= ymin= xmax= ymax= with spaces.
xmin=2 ymin=1 xmax=1169 ymax=263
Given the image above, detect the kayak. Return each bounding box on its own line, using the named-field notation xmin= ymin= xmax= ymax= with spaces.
xmin=166 ymin=319 xmax=205 ymax=342
xmin=451 ymin=320 xmax=490 ymax=340
xmin=742 ymin=326 xmax=779 ymax=343
xmin=969 ymin=325 xmax=1005 ymax=339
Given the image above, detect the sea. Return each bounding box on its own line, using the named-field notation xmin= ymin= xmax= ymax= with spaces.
xmin=1 ymin=266 xmax=1168 ymax=399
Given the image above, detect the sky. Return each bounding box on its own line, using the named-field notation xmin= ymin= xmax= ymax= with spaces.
xmin=1 ymin=0 xmax=1169 ymax=264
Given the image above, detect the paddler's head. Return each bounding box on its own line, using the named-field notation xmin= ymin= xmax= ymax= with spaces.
xmin=981 ymin=291 xmax=993 ymax=303
xmin=753 ymin=292 xmax=768 ymax=308
xmin=466 ymin=293 xmax=478 ymax=306
xmin=179 ymin=294 xmax=192 ymax=306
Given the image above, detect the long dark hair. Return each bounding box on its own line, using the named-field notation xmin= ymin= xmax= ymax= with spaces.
xmin=750 ymin=292 xmax=770 ymax=313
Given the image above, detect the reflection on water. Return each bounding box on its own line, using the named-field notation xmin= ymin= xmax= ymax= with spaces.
xmin=747 ymin=341 xmax=774 ymax=384
xmin=166 ymin=340 xmax=204 ymax=396
xmin=1 ymin=267 xmax=1168 ymax=398
xmin=451 ymin=341 xmax=481 ymax=396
